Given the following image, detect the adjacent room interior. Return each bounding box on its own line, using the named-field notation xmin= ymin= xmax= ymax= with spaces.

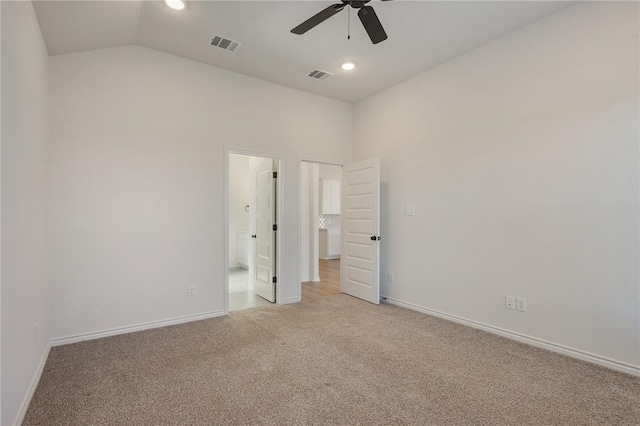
xmin=299 ymin=161 xmax=343 ymax=301
xmin=227 ymin=153 xmax=280 ymax=311
xmin=2 ymin=0 xmax=639 ymax=424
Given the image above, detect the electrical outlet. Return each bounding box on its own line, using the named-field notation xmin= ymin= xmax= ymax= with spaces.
xmin=405 ymin=205 xmax=416 ymax=216
xmin=505 ymin=296 xmax=515 ymax=310
xmin=388 ymin=273 xmax=395 ymax=284
xmin=516 ymin=297 xmax=527 ymax=312
xmin=188 ymin=285 xmax=196 ymax=297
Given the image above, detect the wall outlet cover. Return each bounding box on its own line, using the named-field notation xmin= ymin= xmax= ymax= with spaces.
xmin=505 ymin=296 xmax=515 ymax=309
xmin=516 ymin=297 xmax=527 ymax=312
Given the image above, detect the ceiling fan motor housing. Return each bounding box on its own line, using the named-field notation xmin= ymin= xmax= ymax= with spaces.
xmin=345 ymin=1 xmax=370 ymax=9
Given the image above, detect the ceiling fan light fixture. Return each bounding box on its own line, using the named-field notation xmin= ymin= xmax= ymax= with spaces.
xmin=341 ymin=62 xmax=356 ymax=71
xmin=165 ymin=0 xmax=185 ymax=11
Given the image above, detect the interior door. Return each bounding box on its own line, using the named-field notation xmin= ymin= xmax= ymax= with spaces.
xmin=341 ymin=158 xmax=380 ymax=304
xmin=250 ymin=157 xmax=276 ymax=303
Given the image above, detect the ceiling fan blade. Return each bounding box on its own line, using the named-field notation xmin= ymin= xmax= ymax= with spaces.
xmin=291 ymin=4 xmax=346 ymax=35
xmin=358 ymin=5 xmax=388 ymax=44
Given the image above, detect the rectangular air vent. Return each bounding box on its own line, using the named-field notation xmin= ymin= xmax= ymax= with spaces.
xmin=308 ymin=69 xmax=333 ymax=81
xmin=209 ymin=34 xmax=241 ymax=53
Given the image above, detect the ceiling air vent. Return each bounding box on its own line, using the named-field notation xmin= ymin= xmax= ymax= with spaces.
xmin=209 ymin=34 xmax=241 ymax=53
xmin=308 ymin=69 xmax=333 ymax=81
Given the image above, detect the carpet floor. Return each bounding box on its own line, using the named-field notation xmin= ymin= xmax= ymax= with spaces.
xmin=24 ymin=294 xmax=640 ymax=425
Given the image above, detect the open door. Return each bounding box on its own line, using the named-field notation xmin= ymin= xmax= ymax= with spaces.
xmin=341 ymin=158 xmax=380 ymax=304
xmin=250 ymin=157 xmax=277 ymax=302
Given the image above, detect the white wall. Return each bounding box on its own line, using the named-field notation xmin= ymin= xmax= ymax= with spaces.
xmin=1 ymin=2 xmax=51 ymax=424
xmin=310 ymin=164 xmax=319 ymax=281
xmin=300 ymin=162 xmax=319 ymax=282
xmin=319 ymin=164 xmax=342 ymax=181
xmin=354 ymin=1 xmax=640 ymax=369
xmin=300 ymin=162 xmax=311 ymax=282
xmin=49 ymin=45 xmax=352 ymax=340
xmin=228 ymin=154 xmax=249 ymax=269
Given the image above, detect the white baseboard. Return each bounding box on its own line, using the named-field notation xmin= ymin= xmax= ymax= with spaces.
xmin=311 ymin=275 xmax=320 ymax=282
xmin=14 ymin=342 xmax=51 ymax=426
xmin=51 ymin=310 xmax=226 ymax=347
xmin=383 ymin=296 xmax=640 ymax=377
xmin=282 ymin=296 xmax=301 ymax=304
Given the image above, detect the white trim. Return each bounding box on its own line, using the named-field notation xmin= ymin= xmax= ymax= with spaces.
xmin=223 ymin=150 xmax=230 ymax=315
xmin=282 ymin=296 xmax=301 ymax=304
xmin=300 ymin=275 xmax=322 ymax=283
xmin=300 ymin=275 xmax=321 ymax=283
xmin=51 ymin=310 xmax=225 ymax=347
xmin=14 ymin=342 xmax=51 ymax=426
xmin=298 ymin=156 xmax=344 ymax=167
xmin=383 ymin=296 xmax=640 ymax=377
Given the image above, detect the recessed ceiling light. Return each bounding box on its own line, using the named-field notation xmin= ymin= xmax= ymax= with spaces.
xmin=165 ymin=0 xmax=185 ymax=10
xmin=341 ymin=62 xmax=356 ymax=71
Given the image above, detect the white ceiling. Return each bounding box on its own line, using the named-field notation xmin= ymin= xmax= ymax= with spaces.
xmin=33 ymin=1 xmax=574 ymax=103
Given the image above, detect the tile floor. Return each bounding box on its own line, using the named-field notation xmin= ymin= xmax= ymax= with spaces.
xmin=228 ymin=268 xmax=273 ymax=311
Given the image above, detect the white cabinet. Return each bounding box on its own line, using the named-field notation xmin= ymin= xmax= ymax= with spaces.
xmin=237 ymin=231 xmax=250 ymax=269
xmin=319 ymin=228 xmax=341 ymax=259
xmin=320 ymin=179 xmax=341 ymax=215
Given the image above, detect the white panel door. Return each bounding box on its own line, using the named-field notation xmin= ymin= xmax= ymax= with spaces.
xmin=250 ymin=157 xmax=276 ymax=303
xmin=341 ymin=158 xmax=380 ymax=304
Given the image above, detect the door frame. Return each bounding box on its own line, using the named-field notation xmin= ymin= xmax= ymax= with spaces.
xmin=224 ymin=148 xmax=283 ymax=314
xmin=297 ymin=156 xmax=344 ymax=303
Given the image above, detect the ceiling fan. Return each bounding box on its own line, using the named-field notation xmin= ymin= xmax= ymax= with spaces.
xmin=291 ymin=0 xmax=392 ymax=45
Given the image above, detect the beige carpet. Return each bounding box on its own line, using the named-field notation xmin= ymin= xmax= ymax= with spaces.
xmin=24 ymin=294 xmax=640 ymax=425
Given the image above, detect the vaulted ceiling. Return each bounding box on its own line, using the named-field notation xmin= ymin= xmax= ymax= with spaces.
xmin=33 ymin=1 xmax=574 ymax=103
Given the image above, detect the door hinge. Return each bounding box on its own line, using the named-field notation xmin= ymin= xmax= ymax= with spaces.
xmin=273 ymin=224 xmax=277 ymax=231
xmin=273 ymin=171 xmax=277 ymax=179
xmin=272 ymin=276 xmax=277 ymax=284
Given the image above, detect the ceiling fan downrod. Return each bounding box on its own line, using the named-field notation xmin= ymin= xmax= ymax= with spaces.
xmin=348 ymin=2 xmax=351 ymax=40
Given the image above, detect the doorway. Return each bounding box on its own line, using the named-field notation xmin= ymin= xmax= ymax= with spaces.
xmin=299 ymin=161 xmax=343 ymax=301
xmin=227 ymin=152 xmax=280 ymax=312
